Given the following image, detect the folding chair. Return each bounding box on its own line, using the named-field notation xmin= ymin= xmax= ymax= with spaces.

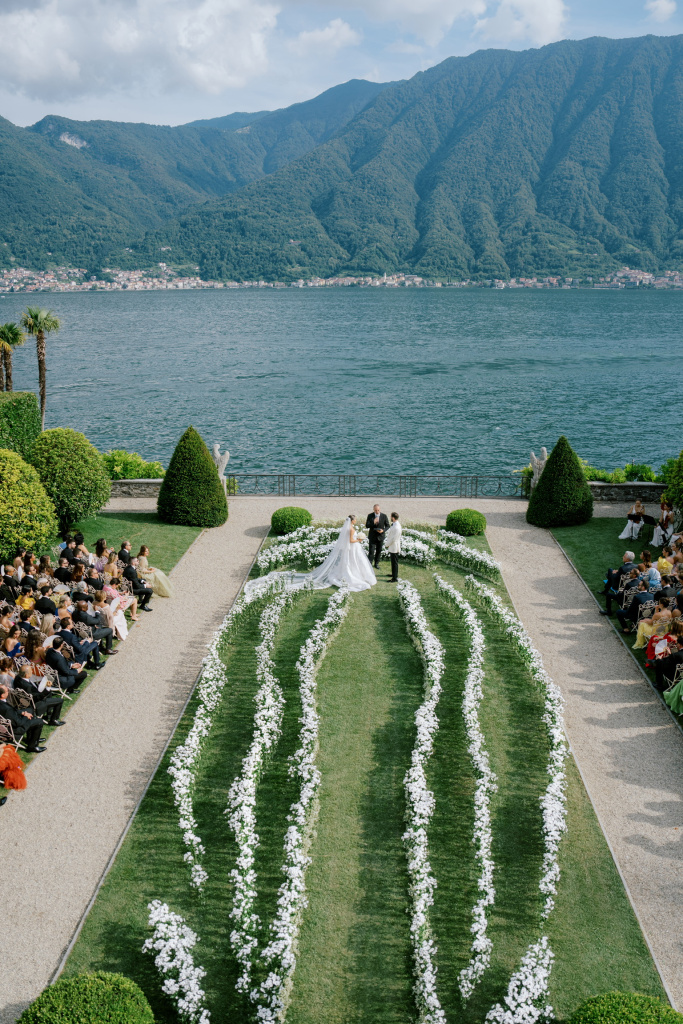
xmin=0 ymin=715 xmax=18 ymax=748
xmin=637 ymin=602 xmax=656 ymax=622
xmin=664 ymin=662 xmax=683 ymax=693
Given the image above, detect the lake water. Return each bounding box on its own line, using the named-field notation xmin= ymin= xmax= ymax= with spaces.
xmin=5 ymin=287 xmax=682 ymax=476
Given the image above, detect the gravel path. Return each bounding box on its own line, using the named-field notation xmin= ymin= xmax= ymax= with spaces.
xmin=2 ymin=496 xmax=680 ymax=1018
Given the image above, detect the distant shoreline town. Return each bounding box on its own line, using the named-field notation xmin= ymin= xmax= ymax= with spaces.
xmin=1 ymin=264 xmax=683 ymax=293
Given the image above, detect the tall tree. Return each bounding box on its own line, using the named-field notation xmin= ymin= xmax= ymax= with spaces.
xmin=20 ymin=307 xmax=60 ymax=428
xmin=0 ymin=323 xmax=26 ymax=391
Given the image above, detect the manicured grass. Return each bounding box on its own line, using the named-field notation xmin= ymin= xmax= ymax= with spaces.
xmin=62 ymin=542 xmax=666 ymax=1022
xmin=73 ymin=511 xmax=202 ymax=573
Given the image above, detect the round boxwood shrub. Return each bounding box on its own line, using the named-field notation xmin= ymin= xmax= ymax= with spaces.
xmin=271 ymin=506 xmax=312 ymax=535
xmin=568 ymin=992 xmax=683 ymax=1024
xmin=526 ymin=435 xmax=593 ymax=528
xmin=157 ymin=425 xmax=228 ymax=527
xmin=29 ymin=428 xmax=111 ymax=534
xmin=0 ymin=448 xmax=57 ymax=561
xmin=445 ymin=508 xmax=487 ymax=536
xmin=17 ymin=971 xmax=155 ymax=1024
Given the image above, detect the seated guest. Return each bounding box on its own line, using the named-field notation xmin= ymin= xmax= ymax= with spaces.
xmin=53 ymin=558 xmax=73 ymax=585
xmin=0 ymin=566 xmax=20 ymax=604
xmin=633 ymin=598 xmax=672 ymax=650
xmin=103 ymin=552 xmax=121 ymax=579
xmin=0 ymin=606 xmax=14 ymax=641
xmin=653 ymin=502 xmax=674 ymax=548
xmin=91 ymin=591 xmax=121 ymax=640
xmin=637 ymin=550 xmax=653 ymax=573
xmin=137 ymin=546 xmax=173 ymax=598
xmin=58 ymin=615 xmax=102 ymax=670
xmin=14 ymin=665 xmax=64 ymax=727
xmin=93 ymin=539 xmax=109 ymax=571
xmin=86 ymin=568 xmax=105 ymax=591
xmin=12 ymin=547 xmax=27 ymax=571
xmin=38 ymin=555 xmax=53 ymax=578
xmin=118 ymin=540 xmax=132 ymax=565
xmin=600 ymin=551 xmax=637 ymax=614
xmin=103 ymin=579 xmax=138 ymax=629
xmin=73 ymin=532 xmax=90 ymax=555
xmin=72 ymin=599 xmax=116 ymax=654
xmin=62 ymin=538 xmax=78 ymax=564
xmin=654 ymin=621 xmax=683 ymax=690
xmin=34 ymin=585 xmax=58 ymax=617
xmin=0 ymin=657 xmax=15 ymax=688
xmin=18 ymin=609 xmax=35 ymax=637
xmin=656 ymin=575 xmax=678 ymax=601
xmin=657 ymin=547 xmax=675 ymax=576
xmin=70 ymin=563 xmax=86 ymax=588
xmin=0 ymin=684 xmax=46 ymax=752
xmin=45 ymin=637 xmax=86 ymax=692
xmin=16 ymin=586 xmax=35 ymax=612
xmin=2 ymin=625 xmax=22 ymax=659
xmin=619 ymin=500 xmax=646 ymax=540
xmin=123 ymin=558 xmax=153 ymax=611
xmin=73 ymin=544 xmax=90 ymax=568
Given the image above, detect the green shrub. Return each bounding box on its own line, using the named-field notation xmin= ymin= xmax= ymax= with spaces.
xmin=624 ymin=462 xmax=657 ymax=482
xmin=103 ymin=449 xmax=165 ymax=480
xmin=527 ymin=435 xmax=593 ymax=528
xmin=17 ymin=971 xmax=155 ymax=1024
xmin=157 ymin=425 xmax=228 ymax=527
xmin=658 ymin=458 xmax=678 ymax=485
xmin=568 ymin=992 xmax=683 ymax=1024
xmin=29 ymin=428 xmax=111 ymax=534
xmin=0 ymin=391 xmax=41 ymax=458
xmin=445 ymin=508 xmax=487 ymax=536
xmin=664 ymin=449 xmax=683 ymax=529
xmin=0 ymin=448 xmax=57 ymax=560
xmin=271 ymin=506 xmax=313 ymax=535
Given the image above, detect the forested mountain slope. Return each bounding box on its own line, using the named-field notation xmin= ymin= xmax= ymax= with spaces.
xmin=135 ymin=35 xmax=683 ymax=280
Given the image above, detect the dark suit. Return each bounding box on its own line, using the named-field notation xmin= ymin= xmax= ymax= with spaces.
xmin=72 ymin=607 xmax=114 ymax=651
xmin=21 ymin=575 xmax=37 ymax=592
xmin=1 ymin=576 xmax=20 ymax=601
xmin=45 ymin=648 xmax=87 ymax=691
xmin=35 ymin=596 xmax=58 ymax=616
xmin=53 ymin=566 xmax=73 ymax=584
xmin=365 ymin=512 xmax=390 ymax=567
xmin=603 ymin=561 xmax=637 ymax=612
xmin=654 ymin=649 xmax=683 ymax=690
xmin=0 ymin=698 xmax=45 ymax=749
xmin=59 ymin=627 xmax=100 ymax=667
xmin=123 ymin=565 xmax=152 ymax=607
xmin=15 ymin=677 xmax=63 ymax=725
xmin=118 ymin=548 xmax=131 ymax=565
xmin=617 ymin=590 xmax=655 ymax=630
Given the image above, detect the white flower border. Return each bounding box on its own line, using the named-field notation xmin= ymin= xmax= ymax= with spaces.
xmin=226 ymin=588 xmax=304 ymax=995
xmin=397 ymin=580 xmax=447 ymax=1024
xmin=463 ymin=576 xmax=567 ymax=1024
xmin=257 ymin=525 xmax=434 ymax=575
xmin=143 ymin=900 xmax=210 ymax=1024
xmin=167 ymin=576 xmax=289 ymax=890
xmin=433 ymin=574 xmax=497 ymax=1000
xmin=403 ymin=528 xmax=501 ymax=580
xmin=254 ymin=586 xmax=352 ymax=1022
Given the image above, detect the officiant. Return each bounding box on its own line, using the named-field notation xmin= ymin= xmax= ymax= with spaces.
xmin=365 ymin=504 xmax=390 ymax=569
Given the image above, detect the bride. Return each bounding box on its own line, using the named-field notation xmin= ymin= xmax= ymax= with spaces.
xmin=245 ymin=515 xmax=376 ymax=596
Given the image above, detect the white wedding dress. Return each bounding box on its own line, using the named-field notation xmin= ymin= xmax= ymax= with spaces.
xmin=244 ymin=518 xmax=377 ymax=597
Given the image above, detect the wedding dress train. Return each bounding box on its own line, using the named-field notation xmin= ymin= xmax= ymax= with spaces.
xmin=244 ymin=518 xmax=376 ymax=597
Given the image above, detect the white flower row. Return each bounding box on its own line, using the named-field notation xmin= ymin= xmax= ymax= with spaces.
xmin=403 ymin=528 xmax=501 ymax=580
xmin=433 ymin=574 xmax=497 ymax=1000
xmin=486 ymin=938 xmax=555 ymax=1024
xmin=463 ymin=576 xmax=567 ymax=1024
xmin=397 ymin=580 xmax=447 ymax=1024
xmin=226 ymin=588 xmax=304 ymax=996
xmin=167 ymin=576 xmax=290 ymax=890
xmin=254 ymin=586 xmax=352 ymax=1022
xmin=257 ymin=528 xmax=338 ymax=572
xmin=143 ymin=900 xmax=210 ymax=1024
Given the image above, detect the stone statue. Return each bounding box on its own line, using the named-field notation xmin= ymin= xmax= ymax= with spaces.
xmin=211 ymin=443 xmax=230 ymax=494
xmin=530 ymin=447 xmax=548 ymax=490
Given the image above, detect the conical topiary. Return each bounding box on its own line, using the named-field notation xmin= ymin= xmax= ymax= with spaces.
xmin=157 ymin=426 xmax=228 ymax=527
xmin=526 ymin=435 xmax=593 ymax=528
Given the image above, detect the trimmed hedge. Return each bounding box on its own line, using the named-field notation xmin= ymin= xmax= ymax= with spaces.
xmin=103 ymin=449 xmax=165 ymax=480
xmin=271 ymin=506 xmax=312 ymax=535
xmin=526 ymin=435 xmax=594 ymax=528
xmin=568 ymin=992 xmax=683 ymax=1024
xmin=157 ymin=425 xmax=228 ymax=527
xmin=17 ymin=971 xmax=155 ymax=1024
xmin=29 ymin=428 xmax=111 ymax=534
xmin=664 ymin=448 xmax=683 ymax=529
xmin=445 ymin=508 xmax=487 ymax=536
xmin=0 ymin=391 xmax=41 ymax=459
xmin=0 ymin=448 xmax=57 ymax=560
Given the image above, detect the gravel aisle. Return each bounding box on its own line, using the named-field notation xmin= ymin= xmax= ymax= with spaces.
xmin=2 ymin=496 xmax=680 ymax=1018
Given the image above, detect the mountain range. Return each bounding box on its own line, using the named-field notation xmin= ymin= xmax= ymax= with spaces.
xmin=3 ymin=34 xmax=683 ymax=280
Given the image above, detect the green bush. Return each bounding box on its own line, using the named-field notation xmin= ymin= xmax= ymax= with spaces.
xmin=0 ymin=448 xmax=57 ymax=560
xmin=445 ymin=508 xmax=487 ymax=536
xmin=658 ymin=458 xmax=678 ymax=485
xmin=527 ymin=435 xmax=594 ymax=528
xmin=568 ymin=992 xmax=683 ymax=1024
xmin=29 ymin=428 xmax=111 ymax=534
xmin=271 ymin=506 xmax=313 ymax=535
xmin=17 ymin=971 xmax=155 ymax=1024
xmin=0 ymin=391 xmax=41 ymax=459
xmin=103 ymin=449 xmax=165 ymax=480
xmin=157 ymin=425 xmax=228 ymax=527
xmin=664 ymin=449 xmax=683 ymax=529
xmin=624 ymin=462 xmax=657 ymax=482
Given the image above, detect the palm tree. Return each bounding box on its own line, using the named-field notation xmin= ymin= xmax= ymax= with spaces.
xmin=20 ymin=307 xmax=60 ymax=428
xmin=0 ymin=323 xmax=26 ymax=391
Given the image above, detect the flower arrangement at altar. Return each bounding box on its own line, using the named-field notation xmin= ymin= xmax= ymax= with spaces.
xmin=402 ymin=528 xmax=501 ymax=579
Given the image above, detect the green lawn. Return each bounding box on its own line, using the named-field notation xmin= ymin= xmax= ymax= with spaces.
xmin=62 ymin=538 xmax=666 ymax=1022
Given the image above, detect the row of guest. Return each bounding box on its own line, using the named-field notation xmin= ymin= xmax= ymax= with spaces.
xmin=618 ymin=500 xmax=675 ymax=545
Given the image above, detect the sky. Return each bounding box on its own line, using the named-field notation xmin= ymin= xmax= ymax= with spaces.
xmin=0 ymin=0 xmax=681 ymax=127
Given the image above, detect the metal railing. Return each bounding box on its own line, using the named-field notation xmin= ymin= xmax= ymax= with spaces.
xmin=226 ymin=474 xmax=527 ymax=498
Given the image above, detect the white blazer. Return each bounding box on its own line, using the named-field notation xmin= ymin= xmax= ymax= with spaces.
xmin=385 ymin=521 xmax=402 ymax=554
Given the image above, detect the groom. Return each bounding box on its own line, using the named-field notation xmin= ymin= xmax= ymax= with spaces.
xmin=365 ymin=504 xmax=390 ymax=568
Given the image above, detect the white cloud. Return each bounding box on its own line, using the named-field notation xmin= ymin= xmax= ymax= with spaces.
xmin=322 ymin=0 xmax=488 ymax=46
xmin=290 ymin=18 xmax=361 ymax=56
xmin=0 ymin=0 xmax=279 ymax=100
xmin=476 ymin=0 xmax=566 ymax=44
xmin=645 ymin=0 xmax=676 ymax=20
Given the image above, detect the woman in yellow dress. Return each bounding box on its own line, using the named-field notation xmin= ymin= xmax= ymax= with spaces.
xmin=136 ymin=546 xmax=173 ymax=598
xmin=633 ymin=598 xmax=672 ymax=649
